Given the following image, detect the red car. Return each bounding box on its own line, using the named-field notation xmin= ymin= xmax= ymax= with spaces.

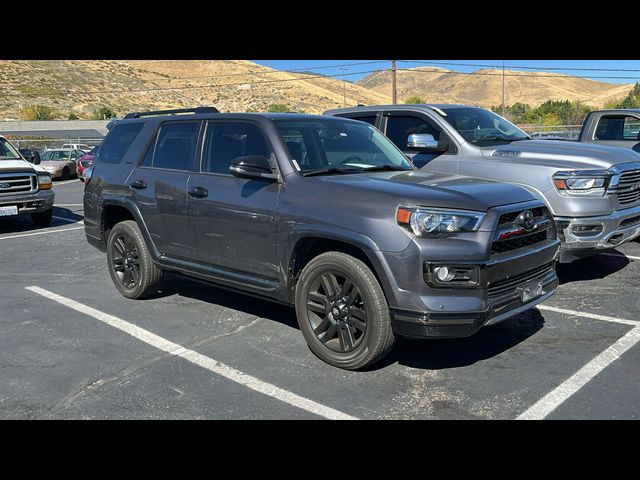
xmin=76 ymin=145 xmax=99 ymax=177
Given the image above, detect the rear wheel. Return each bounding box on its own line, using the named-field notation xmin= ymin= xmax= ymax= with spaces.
xmin=107 ymin=220 xmax=163 ymax=299
xmin=31 ymin=209 xmax=52 ymax=227
xmin=295 ymin=252 xmax=396 ymax=370
xmin=60 ymin=168 xmax=69 ymax=181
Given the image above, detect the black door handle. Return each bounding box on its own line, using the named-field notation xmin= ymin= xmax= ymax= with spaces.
xmin=129 ymin=180 xmax=147 ymax=190
xmin=188 ymin=186 xmax=208 ymax=198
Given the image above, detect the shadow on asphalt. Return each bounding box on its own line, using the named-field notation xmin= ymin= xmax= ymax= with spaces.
xmin=0 ymin=207 xmax=84 ymax=234
xmin=556 ymin=251 xmax=629 ymax=285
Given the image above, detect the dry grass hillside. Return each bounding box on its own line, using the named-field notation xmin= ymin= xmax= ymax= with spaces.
xmin=0 ymin=60 xmax=390 ymax=119
xmin=358 ymin=67 xmax=635 ymax=108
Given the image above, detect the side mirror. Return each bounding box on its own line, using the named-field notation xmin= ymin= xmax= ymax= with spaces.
xmin=33 ymin=152 xmax=41 ymax=165
xmin=229 ymin=155 xmax=279 ymax=181
xmin=407 ymin=133 xmax=440 ymax=151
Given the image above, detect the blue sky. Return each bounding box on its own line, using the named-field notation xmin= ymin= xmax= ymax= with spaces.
xmin=253 ymin=60 xmax=640 ymax=84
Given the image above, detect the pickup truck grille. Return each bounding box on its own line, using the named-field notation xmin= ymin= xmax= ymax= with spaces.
xmin=491 ymin=207 xmax=553 ymax=255
xmin=615 ymin=169 xmax=640 ymax=206
xmin=488 ymin=262 xmax=555 ymax=300
xmin=0 ymin=173 xmax=37 ymax=195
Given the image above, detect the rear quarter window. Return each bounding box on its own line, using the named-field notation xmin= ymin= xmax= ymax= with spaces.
xmin=98 ymin=123 xmax=144 ymax=164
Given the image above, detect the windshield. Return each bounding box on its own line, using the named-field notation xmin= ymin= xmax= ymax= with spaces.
xmin=42 ymin=150 xmax=70 ymax=161
xmin=0 ymin=138 xmax=22 ymax=160
xmin=442 ymin=107 xmax=530 ymax=145
xmin=274 ymin=118 xmax=413 ymax=174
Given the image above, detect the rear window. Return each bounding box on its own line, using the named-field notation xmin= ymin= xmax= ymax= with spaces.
xmin=98 ymin=123 xmax=144 ymax=164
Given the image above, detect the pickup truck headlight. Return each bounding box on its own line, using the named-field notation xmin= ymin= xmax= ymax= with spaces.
xmin=553 ymin=170 xmax=610 ymax=196
xmin=397 ymin=207 xmax=485 ymax=237
xmin=37 ymin=173 xmax=52 ymax=190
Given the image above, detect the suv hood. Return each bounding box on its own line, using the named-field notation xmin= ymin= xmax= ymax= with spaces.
xmin=480 ymin=139 xmax=640 ymax=170
xmin=311 ymin=171 xmax=535 ymax=211
xmin=0 ymin=159 xmax=37 ymax=173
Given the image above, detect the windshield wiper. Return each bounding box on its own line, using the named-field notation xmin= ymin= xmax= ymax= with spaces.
xmin=301 ymin=167 xmax=363 ymax=177
xmin=360 ymin=165 xmax=413 ymax=172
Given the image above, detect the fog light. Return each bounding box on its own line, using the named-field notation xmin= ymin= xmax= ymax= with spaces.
xmin=572 ymin=224 xmax=603 ymax=237
xmin=433 ymin=266 xmax=456 ymax=282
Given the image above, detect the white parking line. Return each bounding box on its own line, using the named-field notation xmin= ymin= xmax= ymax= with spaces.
xmin=537 ymin=305 xmax=638 ymax=326
xmin=55 ymin=204 xmax=84 ymax=207
xmin=25 ymin=286 xmax=357 ymax=421
xmin=518 ymin=324 xmax=640 ymax=420
xmin=0 ymin=226 xmax=84 ymax=240
xmin=52 ymin=216 xmax=84 ymax=224
xmin=600 ymin=252 xmax=640 ymax=261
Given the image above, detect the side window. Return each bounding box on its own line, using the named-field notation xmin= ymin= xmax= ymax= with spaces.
xmin=202 ymin=122 xmax=272 ymax=175
xmin=385 ymin=115 xmax=443 ymax=150
xmin=595 ymin=115 xmax=640 ymax=141
xmin=152 ymin=122 xmax=200 ymax=170
xmin=280 ymin=128 xmax=311 ymax=169
xmin=340 ymin=115 xmax=377 ymax=127
xmin=98 ymin=122 xmax=144 ymax=164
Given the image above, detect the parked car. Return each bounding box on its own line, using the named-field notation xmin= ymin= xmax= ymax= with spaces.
xmin=84 ymin=107 xmax=560 ymax=369
xmin=40 ymin=149 xmax=81 ymax=180
xmin=77 ymin=145 xmax=99 ymax=178
xmin=325 ymin=104 xmax=640 ymax=262
xmin=578 ymin=109 xmax=640 ymax=153
xmin=62 ymin=143 xmax=92 ymax=152
xmin=0 ymin=135 xmax=55 ymax=226
xmin=19 ymin=148 xmax=41 ymax=165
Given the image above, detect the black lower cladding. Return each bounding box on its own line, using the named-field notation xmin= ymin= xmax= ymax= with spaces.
xmin=391 ymin=265 xmax=558 ymax=339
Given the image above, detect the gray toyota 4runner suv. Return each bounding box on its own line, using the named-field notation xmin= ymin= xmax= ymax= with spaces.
xmin=83 ymin=107 xmax=560 ymax=369
xmin=326 ymin=105 xmax=640 ymax=262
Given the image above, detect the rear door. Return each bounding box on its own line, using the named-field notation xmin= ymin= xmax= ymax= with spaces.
xmin=590 ymin=114 xmax=640 ymax=152
xmin=187 ymin=120 xmax=280 ymax=282
xmin=128 ymin=121 xmax=202 ymax=259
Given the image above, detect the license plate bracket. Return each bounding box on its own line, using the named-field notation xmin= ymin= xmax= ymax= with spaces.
xmin=517 ymin=281 xmax=545 ymax=303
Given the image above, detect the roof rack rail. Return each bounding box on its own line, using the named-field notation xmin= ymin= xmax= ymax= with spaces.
xmin=123 ymin=107 xmax=219 ymax=119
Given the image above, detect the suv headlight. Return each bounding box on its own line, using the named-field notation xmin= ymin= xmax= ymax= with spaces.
xmin=37 ymin=173 xmax=52 ymax=190
xmin=553 ymin=170 xmax=610 ymax=196
xmin=397 ymin=207 xmax=485 ymax=237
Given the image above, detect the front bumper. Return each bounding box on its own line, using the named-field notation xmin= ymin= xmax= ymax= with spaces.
xmin=555 ymin=203 xmax=640 ymax=262
xmin=0 ymin=190 xmax=55 ymax=215
xmin=387 ymin=239 xmax=560 ymax=338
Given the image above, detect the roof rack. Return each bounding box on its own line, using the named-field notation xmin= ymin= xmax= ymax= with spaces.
xmin=123 ymin=107 xmax=219 ymax=119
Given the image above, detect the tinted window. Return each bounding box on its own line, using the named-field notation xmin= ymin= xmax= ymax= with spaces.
xmin=342 ymin=115 xmax=377 ymax=127
xmin=99 ymin=123 xmax=144 ymax=164
xmin=385 ymin=115 xmax=443 ymax=149
xmin=152 ymin=122 xmax=200 ymax=170
xmin=595 ymin=115 xmax=640 ymax=141
xmin=202 ymin=122 xmax=271 ymax=174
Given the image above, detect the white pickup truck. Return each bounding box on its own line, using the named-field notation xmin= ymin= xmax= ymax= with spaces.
xmin=0 ymin=135 xmax=55 ymax=226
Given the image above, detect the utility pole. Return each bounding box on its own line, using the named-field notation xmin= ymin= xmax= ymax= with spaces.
xmin=501 ymin=60 xmax=506 ymax=115
xmin=339 ymin=67 xmax=348 ymax=107
xmin=391 ymin=60 xmax=397 ymax=104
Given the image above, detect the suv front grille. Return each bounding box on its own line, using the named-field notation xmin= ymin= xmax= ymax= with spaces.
xmin=488 ymin=262 xmax=555 ymax=300
xmin=491 ymin=207 xmax=553 ymax=255
xmin=615 ymin=169 xmax=640 ymax=206
xmin=0 ymin=173 xmax=37 ymax=195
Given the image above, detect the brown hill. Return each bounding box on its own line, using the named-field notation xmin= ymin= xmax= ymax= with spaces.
xmin=357 ymin=66 xmax=635 ymax=108
xmin=0 ymin=60 xmax=391 ymax=120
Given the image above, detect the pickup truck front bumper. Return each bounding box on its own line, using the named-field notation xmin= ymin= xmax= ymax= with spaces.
xmin=555 ymin=203 xmax=640 ymax=262
xmin=0 ymin=190 xmax=55 ymax=215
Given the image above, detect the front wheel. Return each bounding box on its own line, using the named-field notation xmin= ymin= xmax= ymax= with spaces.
xmin=295 ymin=252 xmax=396 ymax=370
xmin=106 ymin=220 xmax=163 ymax=299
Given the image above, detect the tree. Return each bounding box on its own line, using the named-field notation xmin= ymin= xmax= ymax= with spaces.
xmin=22 ymin=105 xmax=57 ymax=121
xmin=605 ymin=82 xmax=640 ymax=109
xmin=91 ymin=106 xmax=117 ymax=120
xmin=405 ymin=96 xmax=425 ymax=104
xmin=266 ymin=103 xmax=290 ymax=113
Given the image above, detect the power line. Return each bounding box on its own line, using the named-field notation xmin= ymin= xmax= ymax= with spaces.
xmin=402 ymin=60 xmax=640 ymax=73
xmin=0 ymin=68 xmax=389 ymax=98
xmin=395 ymin=67 xmax=640 ymax=81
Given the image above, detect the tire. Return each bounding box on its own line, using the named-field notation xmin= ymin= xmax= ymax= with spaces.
xmin=60 ymin=168 xmax=69 ymax=181
xmin=295 ymin=252 xmax=396 ymax=370
xmin=31 ymin=209 xmax=53 ymax=227
xmin=106 ymin=220 xmax=163 ymax=299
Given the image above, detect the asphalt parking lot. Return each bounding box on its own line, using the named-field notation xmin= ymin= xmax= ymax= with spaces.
xmin=1 ymin=179 xmax=639 ymax=419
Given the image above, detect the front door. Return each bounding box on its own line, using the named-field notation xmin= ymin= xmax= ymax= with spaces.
xmin=188 ymin=120 xmax=280 ymax=282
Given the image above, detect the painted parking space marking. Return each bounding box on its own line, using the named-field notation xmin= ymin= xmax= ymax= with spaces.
xmin=0 ymin=226 xmax=84 ymax=240
xmin=518 ymin=324 xmax=640 ymax=420
xmin=537 ymin=305 xmax=638 ymax=326
xmin=600 ymin=252 xmax=640 ymax=261
xmin=52 ymin=216 xmax=83 ymax=224
xmin=25 ymin=286 xmax=358 ymax=421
